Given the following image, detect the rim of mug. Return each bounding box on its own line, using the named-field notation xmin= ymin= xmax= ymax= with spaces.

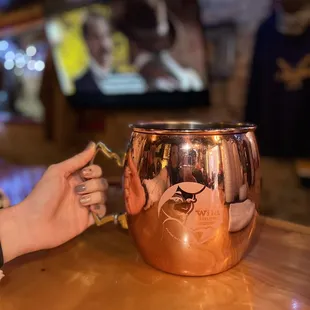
xmin=130 ymin=121 xmax=257 ymax=135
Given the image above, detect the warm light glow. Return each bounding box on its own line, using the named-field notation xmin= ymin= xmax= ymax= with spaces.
xmin=213 ymin=135 xmax=221 ymax=143
xmin=183 ymin=234 xmax=189 ymax=245
xmin=181 ymin=143 xmax=191 ymax=151
xmin=161 ymin=159 xmax=168 ymax=168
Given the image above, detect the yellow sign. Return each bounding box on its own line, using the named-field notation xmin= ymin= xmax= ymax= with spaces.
xmin=275 ymin=55 xmax=310 ymax=90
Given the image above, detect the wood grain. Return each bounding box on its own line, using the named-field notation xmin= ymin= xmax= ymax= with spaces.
xmin=0 ymin=189 xmax=309 ymax=310
xmin=259 ymin=216 xmax=310 ymax=235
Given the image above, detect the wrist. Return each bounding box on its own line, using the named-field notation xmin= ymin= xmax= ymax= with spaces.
xmin=0 ymin=200 xmax=36 ymax=263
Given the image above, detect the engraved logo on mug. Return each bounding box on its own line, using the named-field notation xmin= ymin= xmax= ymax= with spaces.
xmin=158 ymin=182 xmax=223 ymax=245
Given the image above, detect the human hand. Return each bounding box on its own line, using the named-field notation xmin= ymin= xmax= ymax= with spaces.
xmin=124 ymin=150 xmax=146 ymax=215
xmin=0 ymin=142 xmax=108 ymax=263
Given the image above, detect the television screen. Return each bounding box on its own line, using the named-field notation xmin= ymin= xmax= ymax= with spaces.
xmin=44 ymin=0 xmax=209 ymax=108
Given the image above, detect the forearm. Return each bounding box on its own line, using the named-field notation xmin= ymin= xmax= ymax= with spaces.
xmin=0 ymin=201 xmax=35 ymax=263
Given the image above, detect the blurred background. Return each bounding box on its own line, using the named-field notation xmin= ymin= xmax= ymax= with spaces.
xmin=0 ymin=0 xmax=309 ymax=225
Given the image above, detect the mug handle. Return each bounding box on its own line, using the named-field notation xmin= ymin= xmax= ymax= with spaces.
xmin=88 ymin=142 xmax=128 ymax=229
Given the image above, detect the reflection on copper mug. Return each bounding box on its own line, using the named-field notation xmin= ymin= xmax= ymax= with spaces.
xmin=91 ymin=122 xmax=261 ymax=276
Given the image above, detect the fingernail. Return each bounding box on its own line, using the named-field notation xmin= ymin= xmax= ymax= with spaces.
xmin=82 ymin=167 xmax=92 ymax=176
xmin=80 ymin=195 xmax=91 ymax=205
xmin=75 ymin=184 xmax=86 ymax=193
xmin=85 ymin=141 xmax=95 ymax=150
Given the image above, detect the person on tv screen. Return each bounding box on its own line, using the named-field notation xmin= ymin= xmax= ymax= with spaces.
xmin=118 ymin=0 xmax=204 ymax=92
xmin=75 ymin=10 xmax=146 ymax=95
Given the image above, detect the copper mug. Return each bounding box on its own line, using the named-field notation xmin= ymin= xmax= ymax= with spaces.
xmin=91 ymin=121 xmax=261 ymax=276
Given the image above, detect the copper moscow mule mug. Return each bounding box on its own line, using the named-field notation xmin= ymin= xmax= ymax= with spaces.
xmin=91 ymin=121 xmax=261 ymax=276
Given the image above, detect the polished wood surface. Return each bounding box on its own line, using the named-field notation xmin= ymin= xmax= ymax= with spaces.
xmin=1 ymin=189 xmax=310 ymax=310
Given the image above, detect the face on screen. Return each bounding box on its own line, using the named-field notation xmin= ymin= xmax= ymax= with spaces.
xmin=45 ymin=1 xmax=208 ymax=98
xmin=83 ymin=16 xmax=113 ymax=69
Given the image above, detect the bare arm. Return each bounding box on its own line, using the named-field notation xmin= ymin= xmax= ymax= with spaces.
xmin=0 ymin=201 xmax=35 ymax=264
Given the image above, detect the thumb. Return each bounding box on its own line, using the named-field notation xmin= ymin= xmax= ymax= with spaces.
xmin=62 ymin=142 xmax=96 ymax=177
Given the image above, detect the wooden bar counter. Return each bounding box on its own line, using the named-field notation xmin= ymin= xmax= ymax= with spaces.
xmin=0 ymin=188 xmax=310 ymax=310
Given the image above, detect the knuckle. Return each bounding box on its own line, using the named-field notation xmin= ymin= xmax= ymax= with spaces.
xmin=90 ymin=178 xmax=102 ymax=191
